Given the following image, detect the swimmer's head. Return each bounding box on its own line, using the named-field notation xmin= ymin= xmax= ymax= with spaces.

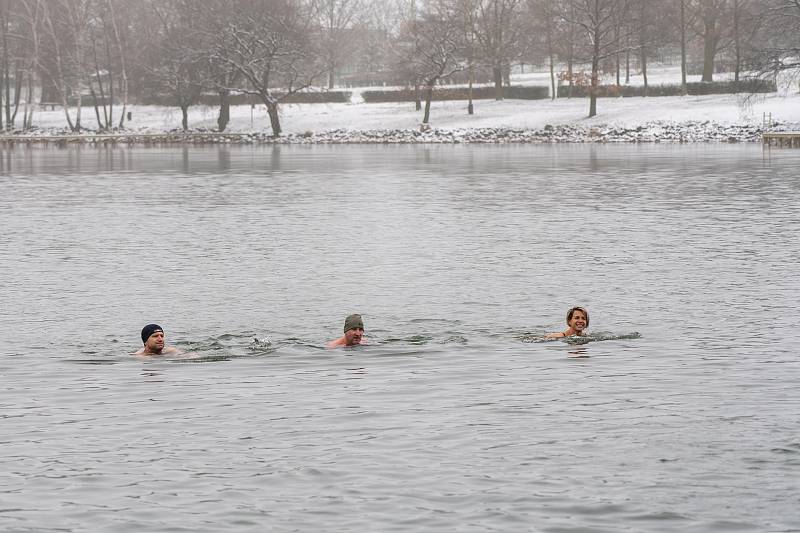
xmin=566 ymin=307 xmax=589 ymax=328
xmin=141 ymin=323 xmax=164 ymax=344
xmin=344 ymin=314 xmax=364 ymax=333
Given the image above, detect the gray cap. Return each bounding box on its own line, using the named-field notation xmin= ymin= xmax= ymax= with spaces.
xmin=344 ymin=314 xmax=364 ymax=332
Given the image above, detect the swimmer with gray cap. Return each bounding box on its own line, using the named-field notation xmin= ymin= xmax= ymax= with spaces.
xmin=326 ymin=314 xmax=366 ymax=348
xmin=133 ymin=323 xmax=182 ymax=356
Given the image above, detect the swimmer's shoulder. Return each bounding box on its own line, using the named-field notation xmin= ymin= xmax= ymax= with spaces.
xmin=131 ymin=346 xmax=183 ymax=356
xmin=326 ymin=337 xmax=345 ymax=349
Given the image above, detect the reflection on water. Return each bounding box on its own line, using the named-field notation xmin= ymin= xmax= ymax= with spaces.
xmin=1 ymin=144 xmax=800 ymax=532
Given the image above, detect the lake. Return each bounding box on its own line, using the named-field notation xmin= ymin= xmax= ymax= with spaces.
xmin=1 ymin=143 xmax=798 ymax=532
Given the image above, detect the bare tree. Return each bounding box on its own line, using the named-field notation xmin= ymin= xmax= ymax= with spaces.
xmin=399 ymin=0 xmax=464 ymax=126
xmin=678 ymin=0 xmax=690 ymax=93
xmin=470 ymin=0 xmax=525 ymax=100
xmin=632 ymin=0 xmax=672 ymax=96
xmin=39 ymin=0 xmax=96 ymax=131
xmin=16 ymin=0 xmax=44 ymax=130
xmin=750 ymin=0 xmax=800 ymax=88
xmin=194 ymin=1 xmax=241 ymax=132
xmin=525 ymin=0 xmax=563 ymax=100
xmin=559 ymin=0 xmax=634 ymax=117
xmin=215 ymin=0 xmax=324 ymax=136
xmin=553 ymin=0 xmax=580 ymax=98
xmin=106 ymin=0 xmax=130 ymax=128
xmin=688 ymin=0 xmax=729 ymax=82
xmin=727 ymin=0 xmax=764 ymax=84
xmin=458 ymin=0 xmax=481 ymax=112
xmin=87 ymin=1 xmax=116 ymax=130
xmin=139 ymin=0 xmax=209 ymax=131
xmin=398 ymin=0 xmax=424 ymax=110
xmin=311 ymin=0 xmax=365 ymax=89
xmin=0 ymin=0 xmax=13 ymax=130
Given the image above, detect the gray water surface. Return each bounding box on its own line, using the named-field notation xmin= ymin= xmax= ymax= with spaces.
xmin=1 ymin=144 xmax=799 ymax=532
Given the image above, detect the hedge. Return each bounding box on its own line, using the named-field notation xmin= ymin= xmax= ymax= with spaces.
xmin=362 ymin=85 xmax=549 ymax=103
xmin=556 ymin=79 xmax=777 ymax=98
xmin=141 ymin=91 xmax=353 ymax=106
xmin=214 ymin=91 xmax=353 ymax=105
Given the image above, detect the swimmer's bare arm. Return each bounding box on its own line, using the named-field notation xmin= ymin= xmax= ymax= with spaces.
xmin=544 ymin=332 xmax=565 ymax=339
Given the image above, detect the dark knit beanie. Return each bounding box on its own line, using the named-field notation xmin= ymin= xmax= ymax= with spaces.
xmin=343 ymin=314 xmax=364 ymax=332
xmin=141 ymin=324 xmax=163 ymax=344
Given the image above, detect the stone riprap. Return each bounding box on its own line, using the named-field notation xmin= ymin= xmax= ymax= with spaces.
xmin=1 ymin=121 xmax=796 ymax=145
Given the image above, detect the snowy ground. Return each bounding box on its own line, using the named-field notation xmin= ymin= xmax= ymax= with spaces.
xmin=9 ymin=65 xmax=800 ymax=141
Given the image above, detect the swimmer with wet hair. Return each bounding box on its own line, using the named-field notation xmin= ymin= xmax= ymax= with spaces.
xmin=545 ymin=307 xmax=589 ymax=339
xmin=133 ymin=324 xmax=182 ymax=356
xmin=327 ymin=314 xmax=366 ymax=348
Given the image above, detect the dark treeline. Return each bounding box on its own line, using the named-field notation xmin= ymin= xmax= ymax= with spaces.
xmin=0 ymin=0 xmax=797 ymax=135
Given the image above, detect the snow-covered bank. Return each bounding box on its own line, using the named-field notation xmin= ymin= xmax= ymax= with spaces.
xmin=3 ymin=89 xmax=799 ymax=144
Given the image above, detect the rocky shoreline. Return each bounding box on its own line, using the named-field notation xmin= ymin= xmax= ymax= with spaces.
xmin=1 ymin=120 xmax=796 ymax=145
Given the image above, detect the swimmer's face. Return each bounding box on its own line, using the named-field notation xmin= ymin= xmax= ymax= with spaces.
xmin=144 ymin=331 xmax=165 ymax=353
xmin=344 ymin=327 xmax=364 ymax=346
xmin=568 ymin=310 xmax=588 ymax=333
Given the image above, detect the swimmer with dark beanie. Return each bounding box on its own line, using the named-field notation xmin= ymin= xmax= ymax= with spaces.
xmin=545 ymin=307 xmax=589 ymax=339
xmin=327 ymin=314 xmax=366 ymax=348
xmin=134 ymin=324 xmax=182 ymax=356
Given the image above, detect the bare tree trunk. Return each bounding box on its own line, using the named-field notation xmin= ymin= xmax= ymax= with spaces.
xmin=68 ymin=2 xmax=86 ymax=132
xmin=625 ymin=41 xmax=630 ymax=84
xmin=641 ymin=48 xmax=648 ymax=95
xmin=104 ymin=29 xmax=113 ymax=127
xmin=733 ymin=0 xmax=740 ymax=83
xmin=12 ymin=64 xmax=22 ymax=123
xmin=180 ymin=103 xmax=189 ymax=131
xmin=589 ymin=8 xmax=600 ymax=118
xmin=567 ymin=55 xmax=574 ymax=97
xmin=107 ymin=0 xmax=128 ymax=128
xmin=217 ymin=89 xmax=230 ymax=132
xmin=2 ymin=8 xmax=9 ymax=129
xmin=74 ymin=88 xmax=83 ymax=132
xmin=24 ymin=70 xmax=34 ymax=129
xmin=701 ymin=14 xmax=717 ymax=82
xmin=0 ymin=57 xmax=4 ymax=131
xmin=680 ymin=0 xmax=687 ymax=95
xmin=91 ymin=33 xmax=109 ymax=129
xmin=42 ymin=3 xmax=77 ymax=131
xmin=614 ymin=21 xmax=620 ymax=85
xmin=465 ymin=9 xmax=474 ymax=114
xmin=414 ymin=80 xmax=421 ymax=111
xmin=544 ymin=19 xmax=555 ymax=100
xmin=422 ymin=83 xmax=433 ymax=124
xmin=24 ymin=0 xmax=42 ymax=130
xmin=266 ymin=101 xmax=281 ymax=136
xmin=90 ymin=85 xmax=103 ymax=127
xmin=566 ymin=8 xmax=575 ymax=97
xmin=639 ymin=2 xmax=648 ymax=96
xmin=468 ymin=61 xmax=474 ymax=113
xmin=493 ymin=65 xmax=503 ymax=100
xmin=589 ymin=57 xmax=598 ymax=117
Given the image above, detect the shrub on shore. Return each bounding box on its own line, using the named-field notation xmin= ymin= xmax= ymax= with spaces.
xmin=556 ymin=79 xmax=777 ymax=98
xmin=362 ymin=86 xmax=549 ymax=103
